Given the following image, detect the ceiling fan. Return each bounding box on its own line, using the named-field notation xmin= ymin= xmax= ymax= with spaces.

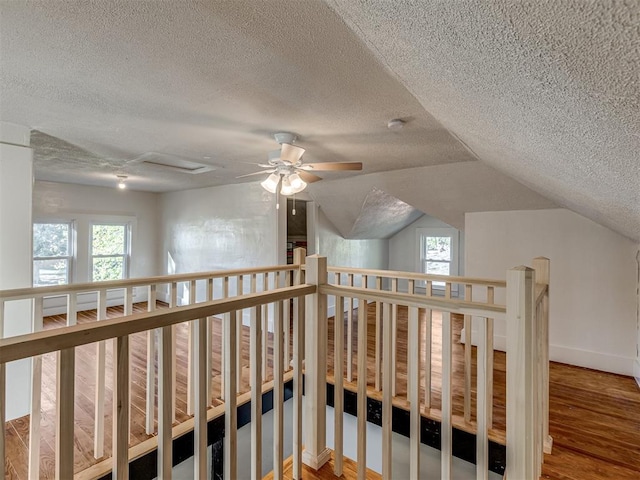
xmin=237 ymin=132 xmax=362 ymax=195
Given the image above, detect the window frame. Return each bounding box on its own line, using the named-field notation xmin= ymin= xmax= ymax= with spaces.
xmin=33 ymin=220 xmax=75 ymax=287
xmin=89 ymin=222 xmax=131 ymax=282
xmin=416 ymin=227 xmax=460 ymax=292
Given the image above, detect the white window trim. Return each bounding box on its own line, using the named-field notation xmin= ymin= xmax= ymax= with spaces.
xmin=33 ymin=220 xmax=76 ymax=286
xmin=416 ymin=227 xmax=460 ymax=294
xmin=89 ymin=221 xmax=131 ymax=281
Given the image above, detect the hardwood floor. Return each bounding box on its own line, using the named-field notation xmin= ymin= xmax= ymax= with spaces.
xmin=4 ymin=301 xmax=640 ymax=479
xmin=263 ymin=451 xmax=381 ymax=480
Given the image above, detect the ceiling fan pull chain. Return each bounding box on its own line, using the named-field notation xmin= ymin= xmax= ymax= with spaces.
xmin=292 ymin=195 xmax=296 ymax=216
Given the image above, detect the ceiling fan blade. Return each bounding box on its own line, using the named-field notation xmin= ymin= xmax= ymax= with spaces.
xmin=280 ymin=143 xmax=305 ymax=163
xmin=297 ymin=170 xmax=323 ymax=183
xmin=236 ymin=169 xmax=275 ymax=178
xmin=302 ymin=162 xmax=363 ymax=171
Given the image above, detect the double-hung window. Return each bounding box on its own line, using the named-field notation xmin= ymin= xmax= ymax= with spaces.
xmin=90 ymin=223 xmax=130 ymax=281
xmin=33 ymin=222 xmax=74 ymax=286
xmin=417 ymin=227 xmax=459 ymax=290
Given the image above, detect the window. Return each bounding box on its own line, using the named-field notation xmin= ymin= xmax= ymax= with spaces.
xmin=417 ymin=227 xmax=459 ymax=289
xmin=33 ymin=222 xmax=73 ymax=286
xmin=91 ymin=223 xmax=130 ymax=281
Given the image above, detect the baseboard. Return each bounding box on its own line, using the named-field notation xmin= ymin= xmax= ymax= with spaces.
xmin=462 ymin=327 xmax=634 ymax=376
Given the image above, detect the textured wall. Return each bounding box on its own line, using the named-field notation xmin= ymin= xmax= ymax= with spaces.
xmin=465 ymin=209 xmax=637 ymax=375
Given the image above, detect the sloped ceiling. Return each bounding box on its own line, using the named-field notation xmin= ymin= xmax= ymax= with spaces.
xmin=0 ymin=1 xmax=637 ymax=240
xmin=309 ymin=161 xmax=556 ymax=237
xmin=348 ymin=188 xmax=423 ymax=239
xmin=327 ymin=0 xmax=640 ymax=240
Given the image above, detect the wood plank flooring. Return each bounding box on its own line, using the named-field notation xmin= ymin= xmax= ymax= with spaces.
xmin=3 ymin=301 xmax=640 ymax=479
xmin=263 ymin=451 xmax=381 ymax=480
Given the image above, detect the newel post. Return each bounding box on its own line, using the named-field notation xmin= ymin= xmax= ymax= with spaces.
xmin=302 ymin=255 xmax=332 ymax=470
xmin=506 ymin=265 xmax=537 ymax=480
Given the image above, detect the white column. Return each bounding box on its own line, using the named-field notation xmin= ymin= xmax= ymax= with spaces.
xmin=0 ymin=122 xmax=34 ymax=420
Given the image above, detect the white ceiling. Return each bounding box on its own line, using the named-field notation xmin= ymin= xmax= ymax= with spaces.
xmin=327 ymin=0 xmax=640 ymax=240
xmin=0 ymin=1 xmax=637 ymax=240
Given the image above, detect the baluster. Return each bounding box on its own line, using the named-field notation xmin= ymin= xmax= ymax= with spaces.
xmin=124 ymin=286 xmax=133 ymax=315
xmin=169 ymin=282 xmax=178 ymax=422
xmin=334 ymin=295 xmax=344 ymax=477
xmin=382 ymin=303 xmax=393 ymax=480
xmin=224 ymin=310 xmax=238 ymax=480
xmin=236 ymin=275 xmax=244 ymax=389
xmin=273 ymin=298 xmax=284 ymax=478
xmin=28 ymin=296 xmax=43 ymax=480
xmin=441 ymin=311 xmax=452 ymax=479
xmin=187 ymin=279 xmax=197 ymax=416
xmin=464 ymin=283 xmax=472 ymax=423
xmin=445 ymin=281 xmax=452 ymax=299
xmin=251 ymin=306 xmax=263 ymax=480
xmin=207 ymin=277 xmax=214 ymax=405
xmin=221 ymin=276 xmax=229 ymax=400
xmin=94 ymin=289 xmax=107 ymax=458
xmin=476 ymin=315 xmax=490 ymax=480
xmin=146 ymin=285 xmax=157 ymax=434
xmin=284 ymin=270 xmax=291 ymax=370
xmin=408 ymin=304 xmax=420 ymax=480
xmin=375 ymin=276 xmax=382 ymax=391
xmin=66 ymin=292 xmax=77 ymax=326
xmin=346 ymin=273 xmax=354 ymax=382
xmin=158 ymin=325 xmax=173 ymax=479
xmin=194 ymin=315 xmax=208 ymax=479
xmin=424 ymin=307 xmax=432 ymax=409
xmin=486 ymin=287 xmax=495 ymax=428
xmin=57 ymin=348 xmax=75 ymax=480
xmin=248 ymin=274 xmax=257 ymax=390
xmin=113 ymin=335 xmax=130 ymax=480
xmin=391 ymin=277 xmax=398 ymax=397
xmin=261 ymin=273 xmax=269 ymax=380
xmin=357 ymin=294 xmax=367 ymax=480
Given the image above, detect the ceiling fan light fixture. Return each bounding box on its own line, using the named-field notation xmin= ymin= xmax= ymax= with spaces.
xmin=261 ymin=173 xmax=280 ymax=193
xmin=280 ymin=175 xmax=295 ymax=196
xmin=288 ymin=173 xmax=306 ymax=193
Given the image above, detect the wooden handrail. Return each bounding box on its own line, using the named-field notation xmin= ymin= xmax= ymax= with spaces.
xmin=0 ymin=285 xmax=315 ymax=363
xmin=319 ymin=284 xmax=506 ymax=318
xmin=318 ymin=265 xmax=506 ymax=288
xmin=0 ymin=263 xmax=302 ymax=301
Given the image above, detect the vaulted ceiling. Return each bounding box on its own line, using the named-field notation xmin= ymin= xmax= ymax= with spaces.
xmin=0 ymin=1 xmax=637 ymax=240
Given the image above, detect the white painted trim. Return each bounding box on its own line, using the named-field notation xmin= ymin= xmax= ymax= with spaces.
xmin=463 ymin=326 xmax=635 ymax=376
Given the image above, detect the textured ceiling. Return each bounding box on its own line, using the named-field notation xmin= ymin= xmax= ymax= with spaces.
xmin=0 ymin=0 xmax=473 ymax=192
xmin=309 ymin=161 xmax=556 ymax=237
xmin=327 ymin=0 xmax=640 ymax=240
xmin=1 ymin=1 xmax=636 ymax=240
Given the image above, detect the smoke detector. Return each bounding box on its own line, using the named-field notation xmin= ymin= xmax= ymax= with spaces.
xmin=387 ymin=118 xmax=406 ymax=130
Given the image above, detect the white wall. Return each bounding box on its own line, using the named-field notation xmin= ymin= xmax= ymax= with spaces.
xmin=159 ymin=182 xmax=278 ymax=309
xmin=33 ymin=181 xmax=160 ymax=280
xmin=465 ymin=208 xmax=637 ymax=376
xmin=0 ymin=125 xmax=34 ymax=420
xmin=314 ymin=206 xmax=388 ymax=316
xmin=389 ymin=214 xmax=465 ymax=276
xmin=33 ymin=181 xmax=160 ymax=313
